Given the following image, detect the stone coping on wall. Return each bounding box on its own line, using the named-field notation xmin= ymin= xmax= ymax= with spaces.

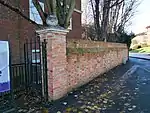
xmin=67 ymin=39 xmax=127 ymax=49
xmin=66 ymin=47 xmax=125 ymax=55
xmin=67 ymin=39 xmax=127 ymax=55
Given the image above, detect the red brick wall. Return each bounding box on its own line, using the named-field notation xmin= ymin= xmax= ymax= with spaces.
xmin=67 ymin=11 xmax=82 ymax=39
xmin=38 ymin=31 xmax=128 ymax=100
xmin=37 ymin=29 xmax=69 ymax=100
xmin=66 ymin=39 xmax=128 ymax=91
xmin=0 ymin=0 xmax=36 ymax=63
xmin=75 ymin=0 xmax=81 ymax=10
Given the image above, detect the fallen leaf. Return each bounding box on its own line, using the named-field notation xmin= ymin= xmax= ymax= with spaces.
xmin=63 ymin=102 xmax=67 ymax=105
xmin=128 ymin=108 xmax=133 ymax=111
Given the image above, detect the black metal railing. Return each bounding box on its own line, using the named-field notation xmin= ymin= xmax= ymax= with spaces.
xmin=0 ymin=36 xmax=48 ymax=112
xmin=11 ymin=63 xmax=26 ymax=92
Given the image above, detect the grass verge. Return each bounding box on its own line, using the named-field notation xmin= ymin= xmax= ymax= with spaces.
xmin=130 ymin=47 xmax=150 ymax=53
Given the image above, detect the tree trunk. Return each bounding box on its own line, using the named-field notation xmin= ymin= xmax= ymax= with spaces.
xmin=101 ymin=0 xmax=111 ymax=42
xmin=95 ymin=0 xmax=101 ymax=40
xmin=64 ymin=0 xmax=75 ymax=28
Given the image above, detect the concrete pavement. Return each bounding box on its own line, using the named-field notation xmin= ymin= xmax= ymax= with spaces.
xmin=129 ymin=53 xmax=150 ymax=60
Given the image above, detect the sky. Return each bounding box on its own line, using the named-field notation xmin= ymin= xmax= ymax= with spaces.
xmin=82 ymin=0 xmax=150 ymax=34
xmin=129 ymin=0 xmax=150 ymax=34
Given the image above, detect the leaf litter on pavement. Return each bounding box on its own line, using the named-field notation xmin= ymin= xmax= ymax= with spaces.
xmin=58 ymin=66 xmax=140 ymax=113
xmin=17 ymin=63 xmax=150 ymax=113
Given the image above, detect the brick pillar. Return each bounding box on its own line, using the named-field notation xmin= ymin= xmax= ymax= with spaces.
xmin=36 ymin=28 xmax=68 ymax=100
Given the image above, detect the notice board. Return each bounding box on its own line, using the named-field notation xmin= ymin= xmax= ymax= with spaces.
xmin=0 ymin=41 xmax=10 ymax=92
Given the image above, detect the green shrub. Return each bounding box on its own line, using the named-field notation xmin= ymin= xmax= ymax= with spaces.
xmin=117 ymin=32 xmax=135 ymax=49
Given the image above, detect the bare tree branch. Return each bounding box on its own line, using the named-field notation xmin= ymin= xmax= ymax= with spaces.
xmin=110 ymin=0 xmax=124 ymax=8
xmin=0 ymin=0 xmax=41 ymax=27
xmin=32 ymin=0 xmax=46 ymax=25
xmin=0 ymin=0 xmax=76 ymax=28
xmin=65 ymin=0 xmax=75 ymax=28
xmin=84 ymin=0 xmax=139 ymax=42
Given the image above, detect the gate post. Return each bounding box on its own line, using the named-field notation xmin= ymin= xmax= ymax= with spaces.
xmin=36 ymin=28 xmax=68 ymax=100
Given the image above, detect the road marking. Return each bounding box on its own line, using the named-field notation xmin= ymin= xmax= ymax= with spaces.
xmin=112 ymin=65 xmax=139 ymax=91
xmin=139 ymin=67 xmax=150 ymax=73
xmin=94 ymin=64 xmax=149 ymax=111
xmin=94 ymin=65 xmax=139 ymax=105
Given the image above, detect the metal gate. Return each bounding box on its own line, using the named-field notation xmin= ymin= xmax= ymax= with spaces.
xmin=0 ymin=36 xmax=48 ymax=112
xmin=23 ymin=36 xmax=48 ymax=101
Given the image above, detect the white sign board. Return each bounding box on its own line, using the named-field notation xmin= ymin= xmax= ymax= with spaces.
xmin=0 ymin=41 xmax=10 ymax=92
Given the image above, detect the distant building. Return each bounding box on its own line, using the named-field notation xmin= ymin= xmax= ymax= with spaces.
xmin=146 ymin=25 xmax=150 ymax=35
xmin=130 ymin=25 xmax=150 ymax=49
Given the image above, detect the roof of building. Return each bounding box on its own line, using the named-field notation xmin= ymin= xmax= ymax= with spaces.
xmin=136 ymin=32 xmax=147 ymax=36
xmin=146 ymin=25 xmax=150 ymax=29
